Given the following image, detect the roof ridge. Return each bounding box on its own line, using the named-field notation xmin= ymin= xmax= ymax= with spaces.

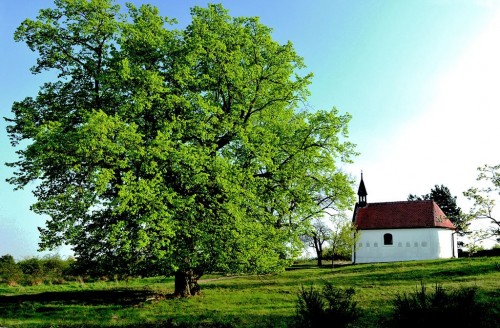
xmin=366 ymin=200 xmax=434 ymax=205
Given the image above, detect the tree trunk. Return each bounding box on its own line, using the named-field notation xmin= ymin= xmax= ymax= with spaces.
xmin=317 ymin=251 xmax=323 ymax=266
xmin=314 ymin=236 xmax=323 ymax=266
xmin=331 ymin=248 xmax=335 ymax=268
xmin=174 ymin=269 xmax=201 ymax=297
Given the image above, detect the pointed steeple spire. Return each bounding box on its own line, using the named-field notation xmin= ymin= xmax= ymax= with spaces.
xmin=357 ymin=171 xmax=367 ymax=207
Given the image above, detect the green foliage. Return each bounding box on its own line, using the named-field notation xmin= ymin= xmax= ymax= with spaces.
xmin=7 ymin=0 xmax=357 ymax=285
xmin=295 ymin=282 xmax=358 ymax=328
xmin=0 ymin=255 xmax=22 ymax=285
xmin=4 ymin=255 xmax=75 ymax=286
xmin=296 ymin=285 xmax=325 ymax=326
xmin=464 ymin=164 xmax=500 ymax=241
xmin=391 ymin=283 xmax=489 ymax=328
xmin=328 ymin=218 xmax=358 ymax=266
xmin=323 ymin=246 xmax=351 ymax=261
xmin=18 ymin=258 xmax=44 ymax=276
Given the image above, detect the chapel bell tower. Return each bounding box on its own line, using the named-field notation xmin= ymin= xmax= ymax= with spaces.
xmin=357 ymin=172 xmax=367 ymax=207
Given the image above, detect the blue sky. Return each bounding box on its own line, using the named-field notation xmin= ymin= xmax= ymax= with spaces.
xmin=1 ymin=0 xmax=500 ymax=258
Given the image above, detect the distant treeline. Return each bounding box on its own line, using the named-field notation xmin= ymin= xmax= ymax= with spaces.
xmin=0 ymin=254 xmax=77 ymax=286
xmin=2 ymin=248 xmax=499 ymax=287
xmin=0 ymin=254 xmax=148 ymax=286
xmin=458 ymin=247 xmax=500 ymax=258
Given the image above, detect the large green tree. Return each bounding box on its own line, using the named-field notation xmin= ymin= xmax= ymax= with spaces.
xmin=408 ymin=184 xmax=469 ymax=234
xmin=6 ymin=0 xmax=356 ymax=296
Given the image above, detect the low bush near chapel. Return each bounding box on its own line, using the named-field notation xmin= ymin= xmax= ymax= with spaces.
xmin=391 ymin=283 xmax=490 ymax=328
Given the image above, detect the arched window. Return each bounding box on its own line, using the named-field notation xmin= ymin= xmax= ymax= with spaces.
xmin=384 ymin=233 xmax=393 ymax=245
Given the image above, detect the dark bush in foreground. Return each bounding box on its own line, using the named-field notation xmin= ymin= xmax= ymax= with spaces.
xmin=295 ymin=282 xmax=358 ymax=327
xmin=391 ymin=283 xmax=489 ymax=328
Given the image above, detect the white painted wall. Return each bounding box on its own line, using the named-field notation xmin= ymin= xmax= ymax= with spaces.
xmin=437 ymin=228 xmax=458 ymax=258
xmin=353 ymin=228 xmax=457 ymax=264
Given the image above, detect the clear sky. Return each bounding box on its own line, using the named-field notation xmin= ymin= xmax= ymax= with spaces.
xmin=1 ymin=0 xmax=500 ymax=259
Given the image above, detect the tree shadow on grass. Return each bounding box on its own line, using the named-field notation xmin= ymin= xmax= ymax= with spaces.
xmin=0 ymin=288 xmax=290 ymax=327
xmin=6 ymin=318 xmax=276 ymax=328
xmin=285 ymin=263 xmax=318 ymax=271
xmin=0 ymin=288 xmax=162 ymax=307
xmin=285 ymin=261 xmax=352 ymax=271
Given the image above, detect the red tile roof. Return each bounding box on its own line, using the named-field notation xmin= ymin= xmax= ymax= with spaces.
xmin=354 ymin=200 xmax=456 ymax=230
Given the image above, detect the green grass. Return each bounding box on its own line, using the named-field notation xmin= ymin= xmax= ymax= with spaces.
xmin=0 ymin=257 xmax=499 ymax=327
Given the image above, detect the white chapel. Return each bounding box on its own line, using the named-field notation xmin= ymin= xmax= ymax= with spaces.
xmin=352 ymin=175 xmax=458 ymax=264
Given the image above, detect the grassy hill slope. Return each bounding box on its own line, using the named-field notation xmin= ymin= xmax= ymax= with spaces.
xmin=0 ymin=257 xmax=498 ymax=327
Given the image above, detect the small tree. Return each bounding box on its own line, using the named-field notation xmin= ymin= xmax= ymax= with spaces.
xmin=301 ymin=219 xmax=332 ymax=266
xmin=464 ymin=164 xmax=500 ymax=242
xmin=328 ymin=216 xmax=358 ymax=268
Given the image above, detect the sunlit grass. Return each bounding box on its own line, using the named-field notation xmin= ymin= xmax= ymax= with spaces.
xmin=0 ymin=257 xmax=498 ymax=327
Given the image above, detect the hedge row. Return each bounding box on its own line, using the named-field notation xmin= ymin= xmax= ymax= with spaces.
xmin=0 ymin=254 xmax=76 ymax=286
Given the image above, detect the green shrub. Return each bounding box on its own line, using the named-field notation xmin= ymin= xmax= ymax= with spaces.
xmin=295 ymin=282 xmax=358 ymax=328
xmin=42 ymin=255 xmax=74 ymax=283
xmin=296 ymin=285 xmax=325 ymax=327
xmin=14 ymin=255 xmax=76 ymax=285
xmin=391 ymin=282 xmax=488 ymax=328
xmin=0 ymin=254 xmax=22 ymax=285
xmin=18 ymin=257 xmax=44 ymax=276
xmin=323 ymin=248 xmax=351 ymax=262
xmin=322 ymin=283 xmax=358 ymax=326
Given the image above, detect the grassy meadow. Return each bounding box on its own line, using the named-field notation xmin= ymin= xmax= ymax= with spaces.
xmin=0 ymin=257 xmax=499 ymax=327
